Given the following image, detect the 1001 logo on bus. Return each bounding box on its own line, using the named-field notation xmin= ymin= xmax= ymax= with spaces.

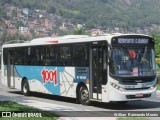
xmin=41 ymin=67 xmax=58 ymax=86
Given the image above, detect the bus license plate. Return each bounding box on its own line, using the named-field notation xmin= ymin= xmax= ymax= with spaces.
xmin=135 ymin=93 xmax=143 ymax=97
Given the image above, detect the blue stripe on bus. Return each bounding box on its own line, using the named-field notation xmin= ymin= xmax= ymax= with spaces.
xmin=15 ymin=66 xmax=90 ymax=95
xmin=74 ymin=67 xmax=89 ymax=84
xmin=15 ymin=65 xmax=65 ymax=95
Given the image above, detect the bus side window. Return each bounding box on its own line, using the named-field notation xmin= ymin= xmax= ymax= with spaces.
xmin=14 ymin=48 xmax=26 ymax=65
xmin=46 ymin=47 xmax=50 ymax=65
xmin=60 ymin=47 xmax=71 ymax=66
xmin=27 ymin=47 xmax=37 ymax=65
xmin=73 ymin=44 xmax=88 ymax=67
xmin=3 ymin=49 xmax=8 ymax=65
xmin=49 ymin=46 xmax=58 ymax=66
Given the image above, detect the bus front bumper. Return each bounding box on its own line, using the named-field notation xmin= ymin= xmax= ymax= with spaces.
xmin=108 ymin=87 xmax=157 ymax=102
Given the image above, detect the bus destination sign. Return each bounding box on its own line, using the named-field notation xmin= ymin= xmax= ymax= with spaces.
xmin=118 ymin=38 xmax=149 ymax=44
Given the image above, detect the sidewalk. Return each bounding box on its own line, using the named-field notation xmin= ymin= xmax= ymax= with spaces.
xmin=156 ymin=90 xmax=160 ymax=97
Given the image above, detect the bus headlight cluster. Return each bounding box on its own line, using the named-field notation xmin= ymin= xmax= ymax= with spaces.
xmin=110 ymin=82 xmax=125 ymax=92
xmin=150 ymin=84 xmax=156 ymax=90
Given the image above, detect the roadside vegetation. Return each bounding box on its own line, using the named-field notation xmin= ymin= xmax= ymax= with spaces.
xmin=157 ymin=84 xmax=160 ymax=90
xmin=156 ymin=66 xmax=160 ymax=90
xmin=0 ymin=101 xmax=58 ymax=120
xmin=156 ymin=71 xmax=160 ymax=90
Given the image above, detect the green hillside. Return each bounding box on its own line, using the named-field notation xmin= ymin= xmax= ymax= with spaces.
xmin=1 ymin=0 xmax=160 ymax=32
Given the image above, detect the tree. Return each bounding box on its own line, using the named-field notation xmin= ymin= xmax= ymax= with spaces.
xmin=85 ymin=22 xmax=94 ymax=29
xmin=74 ymin=24 xmax=85 ymax=35
xmin=0 ymin=30 xmax=9 ymax=45
xmin=11 ymin=10 xmax=17 ymax=17
xmin=73 ymin=29 xmax=84 ymax=35
xmin=153 ymin=34 xmax=160 ymax=57
xmin=58 ymin=29 xmax=72 ymax=36
xmin=47 ymin=7 xmax=56 ymax=14
xmin=15 ymin=21 xmax=24 ymax=29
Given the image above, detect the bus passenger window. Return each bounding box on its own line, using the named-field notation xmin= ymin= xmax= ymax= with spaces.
xmin=60 ymin=47 xmax=71 ymax=66
xmin=73 ymin=44 xmax=88 ymax=67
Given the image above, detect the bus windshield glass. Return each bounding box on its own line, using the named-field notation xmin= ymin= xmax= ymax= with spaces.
xmin=110 ymin=46 xmax=156 ymax=77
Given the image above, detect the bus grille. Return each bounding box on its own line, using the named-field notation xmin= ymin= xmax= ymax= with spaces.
xmin=125 ymin=87 xmax=150 ymax=90
xmin=126 ymin=94 xmax=151 ymax=99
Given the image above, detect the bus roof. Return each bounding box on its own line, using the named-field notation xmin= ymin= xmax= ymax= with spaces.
xmin=2 ymin=33 xmax=153 ymax=48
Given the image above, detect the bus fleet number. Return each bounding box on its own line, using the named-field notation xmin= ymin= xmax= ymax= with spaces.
xmin=41 ymin=68 xmax=58 ymax=86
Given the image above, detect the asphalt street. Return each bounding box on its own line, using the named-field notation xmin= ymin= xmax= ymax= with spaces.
xmin=0 ymin=79 xmax=160 ymax=119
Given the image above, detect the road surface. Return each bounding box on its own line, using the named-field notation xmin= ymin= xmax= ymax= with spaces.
xmin=0 ymin=80 xmax=160 ymax=119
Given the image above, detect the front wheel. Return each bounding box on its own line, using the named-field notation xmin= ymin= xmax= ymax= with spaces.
xmin=79 ymin=86 xmax=90 ymax=105
xmin=21 ymin=79 xmax=30 ymax=96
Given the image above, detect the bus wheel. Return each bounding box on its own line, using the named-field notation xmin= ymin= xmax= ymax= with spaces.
xmin=21 ymin=79 xmax=30 ymax=96
xmin=79 ymin=86 xmax=90 ymax=105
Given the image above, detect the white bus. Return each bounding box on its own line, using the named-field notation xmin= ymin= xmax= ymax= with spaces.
xmin=1 ymin=34 xmax=156 ymax=105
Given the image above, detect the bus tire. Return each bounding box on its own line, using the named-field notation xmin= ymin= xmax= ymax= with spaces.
xmin=21 ymin=79 xmax=30 ymax=96
xmin=79 ymin=86 xmax=90 ymax=105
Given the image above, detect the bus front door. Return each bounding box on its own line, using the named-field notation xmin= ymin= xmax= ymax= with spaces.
xmin=90 ymin=46 xmax=103 ymax=100
xmin=7 ymin=50 xmax=15 ymax=88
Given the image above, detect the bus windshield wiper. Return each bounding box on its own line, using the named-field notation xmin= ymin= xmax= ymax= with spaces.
xmin=141 ymin=46 xmax=148 ymax=63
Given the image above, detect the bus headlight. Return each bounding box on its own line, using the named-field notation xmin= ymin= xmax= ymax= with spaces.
xmin=110 ymin=82 xmax=125 ymax=92
xmin=150 ymin=84 xmax=156 ymax=90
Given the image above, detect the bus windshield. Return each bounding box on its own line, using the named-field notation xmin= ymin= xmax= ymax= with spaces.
xmin=110 ymin=46 xmax=156 ymax=77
